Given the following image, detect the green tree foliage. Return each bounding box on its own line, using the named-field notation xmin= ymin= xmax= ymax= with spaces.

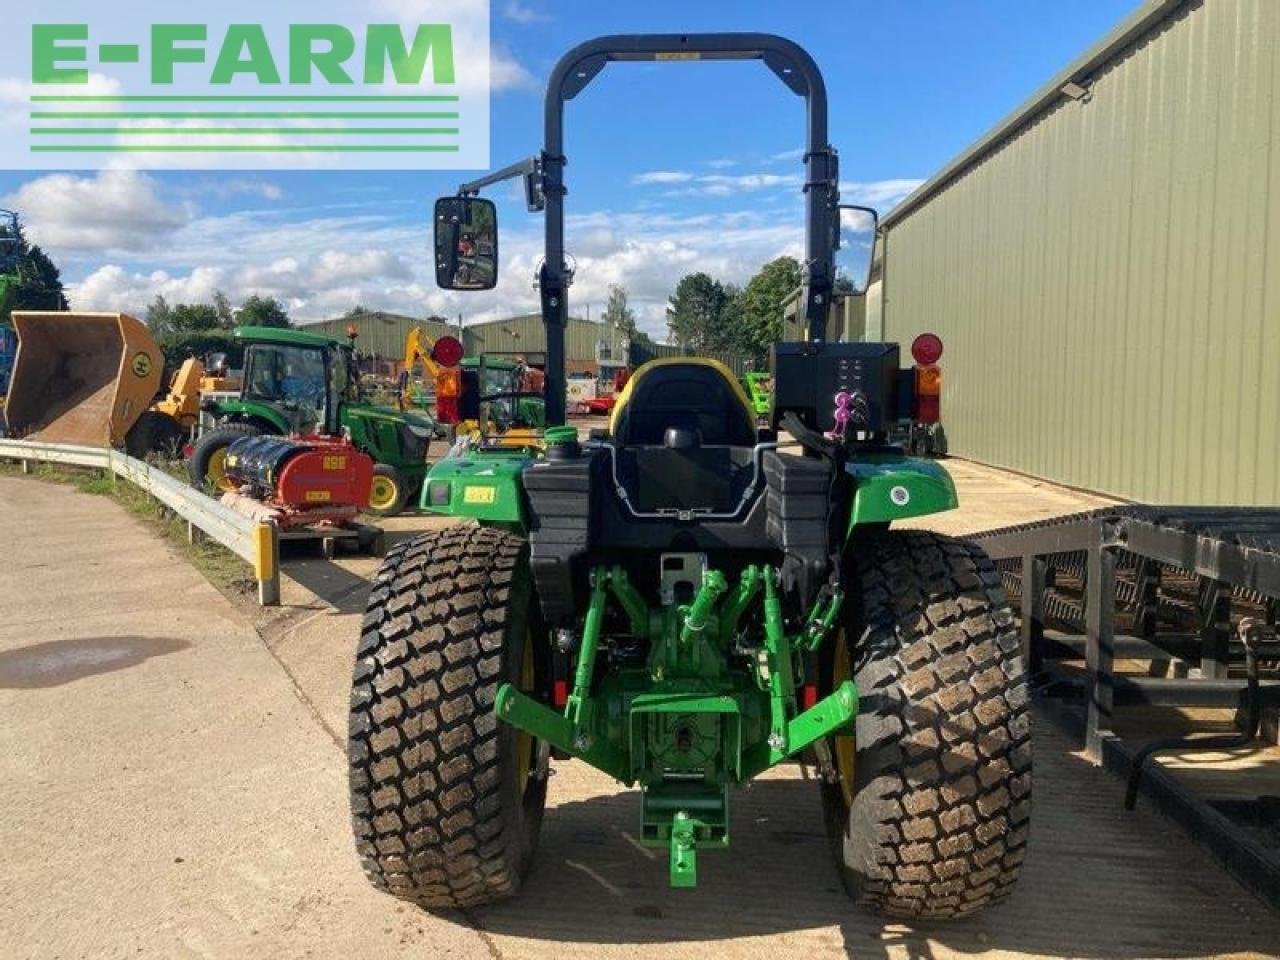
xmin=235 ymin=294 xmax=291 ymax=328
xmin=739 ymin=256 xmax=802 ymax=360
xmin=169 ymin=302 xmax=220 ymax=332
xmin=212 ymin=290 xmax=235 ymax=328
xmin=666 ymin=272 xmax=743 ymax=353
xmin=1 ymin=217 xmax=67 ymax=319
xmin=603 ymin=284 xmax=637 ymax=337
xmin=156 ymin=330 xmax=243 ymax=372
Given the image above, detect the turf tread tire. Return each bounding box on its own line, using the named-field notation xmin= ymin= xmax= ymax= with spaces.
xmin=349 ymin=524 xmax=545 ymax=909
xmin=824 ymin=531 xmax=1031 ymax=918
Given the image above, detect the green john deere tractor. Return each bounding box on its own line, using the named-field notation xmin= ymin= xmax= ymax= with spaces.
xmin=189 ymin=325 xmax=444 ymax=516
xmin=349 ymin=34 xmax=1030 ymax=917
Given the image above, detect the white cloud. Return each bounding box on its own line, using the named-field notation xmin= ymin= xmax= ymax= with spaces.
xmin=706 ymin=158 xmax=737 ymax=169
xmin=4 ymin=171 xmax=191 ymax=253
xmin=185 ymin=178 xmax=285 ymax=202
xmin=631 ymin=170 xmax=695 ymax=185
xmin=632 ymin=170 xmax=925 ymax=208
xmin=634 ymin=170 xmax=802 ymax=197
xmin=502 ymin=1 xmax=550 ymax=23
xmin=840 ymin=178 xmax=926 ymax=209
xmin=491 ymin=44 xmax=538 ymax=92
xmin=0 ymin=73 xmax=122 ymax=126
xmin=61 ymin=205 xmax=810 ymax=339
xmin=698 ymin=173 xmax=800 ymax=195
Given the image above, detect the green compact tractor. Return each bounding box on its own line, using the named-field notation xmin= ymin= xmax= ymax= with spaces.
xmin=189 ymin=325 xmax=443 ymax=515
xmin=350 ymin=34 xmax=1029 ymax=917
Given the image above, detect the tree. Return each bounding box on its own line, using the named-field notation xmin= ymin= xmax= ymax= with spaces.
xmin=145 ymin=295 xmax=174 ymax=336
xmin=1 ymin=219 xmax=67 ymax=319
xmin=739 ymin=256 xmax=802 ymax=361
xmin=603 ymin=284 xmax=637 ymax=338
xmin=168 ymin=302 xmax=220 ymax=332
xmin=666 ymin=272 xmax=739 ymax=353
xmin=212 ymin=290 xmax=235 ymax=328
xmin=235 ymin=294 xmax=290 ymax=328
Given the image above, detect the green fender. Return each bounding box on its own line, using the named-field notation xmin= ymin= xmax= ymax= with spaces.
xmin=420 ymin=452 xmax=531 ymax=523
xmin=846 ymin=455 xmax=958 ymax=532
xmin=210 ymin=398 xmax=291 ymax=433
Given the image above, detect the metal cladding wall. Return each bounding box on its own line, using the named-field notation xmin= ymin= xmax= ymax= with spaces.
xmin=303 ymin=312 xmax=605 ymax=369
xmin=879 ymin=0 xmax=1279 ymax=504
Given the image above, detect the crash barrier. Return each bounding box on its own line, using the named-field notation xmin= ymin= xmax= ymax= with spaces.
xmin=972 ymin=506 xmax=1280 ymax=909
xmin=0 ymin=438 xmax=280 ymax=606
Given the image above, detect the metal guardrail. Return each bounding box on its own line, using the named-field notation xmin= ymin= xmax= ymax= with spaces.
xmin=0 ymin=438 xmax=280 ymax=605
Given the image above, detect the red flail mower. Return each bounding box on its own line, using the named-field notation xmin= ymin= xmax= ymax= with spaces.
xmin=219 ymin=435 xmax=374 ymax=528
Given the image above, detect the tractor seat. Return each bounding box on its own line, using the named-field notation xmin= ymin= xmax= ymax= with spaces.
xmin=608 ymin=359 xmax=760 ymax=515
xmin=610 ymin=358 xmax=757 ymax=448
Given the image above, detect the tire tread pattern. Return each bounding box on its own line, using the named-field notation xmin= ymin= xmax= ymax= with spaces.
xmin=348 ymin=524 xmax=530 ymax=908
xmin=838 ymin=531 xmax=1031 ymax=918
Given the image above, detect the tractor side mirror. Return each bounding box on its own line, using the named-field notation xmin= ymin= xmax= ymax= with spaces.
xmin=836 ymin=204 xmax=879 ymax=295
xmin=434 ymin=196 xmax=498 ymax=291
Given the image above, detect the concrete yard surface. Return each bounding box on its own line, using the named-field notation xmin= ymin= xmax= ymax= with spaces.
xmin=3 ymin=468 xmax=1279 ymax=959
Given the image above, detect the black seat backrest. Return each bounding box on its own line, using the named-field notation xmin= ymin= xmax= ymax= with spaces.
xmin=613 ymin=362 xmax=756 ymax=448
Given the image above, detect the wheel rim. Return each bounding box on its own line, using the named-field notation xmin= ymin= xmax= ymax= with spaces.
xmin=833 ymin=628 xmax=856 ymax=808
xmin=368 ymin=475 xmax=398 ymax=510
xmin=207 ymin=448 xmax=237 ymax=493
xmin=515 ymin=633 xmax=535 ymax=797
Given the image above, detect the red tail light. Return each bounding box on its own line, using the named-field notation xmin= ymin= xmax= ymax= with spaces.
xmin=911 ymin=332 xmax=944 ymax=366
xmin=430 ymin=335 xmax=464 ymax=368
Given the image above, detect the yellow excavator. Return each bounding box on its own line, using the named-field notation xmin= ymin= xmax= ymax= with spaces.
xmin=398 ymin=325 xmax=449 ymax=411
xmin=5 ymin=310 xmax=238 ymax=457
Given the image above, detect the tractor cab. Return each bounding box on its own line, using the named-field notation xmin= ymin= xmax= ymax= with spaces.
xmin=241 ymin=338 xmax=338 ymax=435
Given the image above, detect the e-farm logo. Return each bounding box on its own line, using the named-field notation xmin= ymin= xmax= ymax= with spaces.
xmin=4 ymin=2 xmax=491 ymax=170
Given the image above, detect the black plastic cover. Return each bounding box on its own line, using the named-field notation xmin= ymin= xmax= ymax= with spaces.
xmin=771 ymin=341 xmax=902 ymax=434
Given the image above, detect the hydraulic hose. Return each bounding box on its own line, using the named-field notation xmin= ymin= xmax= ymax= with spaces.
xmin=1124 ymin=618 xmax=1267 ymax=810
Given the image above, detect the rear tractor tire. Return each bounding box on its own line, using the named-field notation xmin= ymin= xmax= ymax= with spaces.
xmin=822 ymin=531 xmax=1031 ymax=918
xmin=187 ymin=422 xmax=263 ymax=493
xmin=349 ymin=525 xmax=547 ymax=908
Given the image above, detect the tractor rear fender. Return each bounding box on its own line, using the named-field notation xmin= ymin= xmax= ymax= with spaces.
xmin=209 ymin=398 xmax=292 ymax=435
xmin=420 ymin=454 xmax=529 ymax=523
xmin=845 ymin=455 xmax=957 ymax=532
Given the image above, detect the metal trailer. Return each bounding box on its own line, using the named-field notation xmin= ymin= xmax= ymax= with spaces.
xmin=970 ymin=507 xmax=1280 ymax=908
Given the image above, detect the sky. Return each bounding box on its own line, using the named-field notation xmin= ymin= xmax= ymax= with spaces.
xmin=0 ymin=0 xmax=1139 ymax=337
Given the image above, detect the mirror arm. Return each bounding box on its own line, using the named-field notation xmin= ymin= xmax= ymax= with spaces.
xmin=457 ymin=156 xmax=544 ymax=211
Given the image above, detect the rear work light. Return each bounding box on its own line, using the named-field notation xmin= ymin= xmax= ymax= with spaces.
xmin=430 ymin=335 xmax=464 ymax=368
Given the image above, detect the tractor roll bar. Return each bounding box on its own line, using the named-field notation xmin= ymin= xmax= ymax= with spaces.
xmin=536 ymin=33 xmax=840 ymax=426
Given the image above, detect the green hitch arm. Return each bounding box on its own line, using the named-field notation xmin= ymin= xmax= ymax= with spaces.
xmin=566 ymin=567 xmax=609 ymax=727
xmin=719 ymin=565 xmax=762 ymax=646
xmin=680 ymin=569 xmax=727 ymax=647
xmin=609 ymin=565 xmax=651 ymax=639
xmin=762 ymin=571 xmax=796 ymax=755
xmin=496 ymin=685 xmax=631 ymax=782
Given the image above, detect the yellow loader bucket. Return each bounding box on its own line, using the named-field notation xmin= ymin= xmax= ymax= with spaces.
xmin=6 ymin=311 xmax=163 ymax=448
